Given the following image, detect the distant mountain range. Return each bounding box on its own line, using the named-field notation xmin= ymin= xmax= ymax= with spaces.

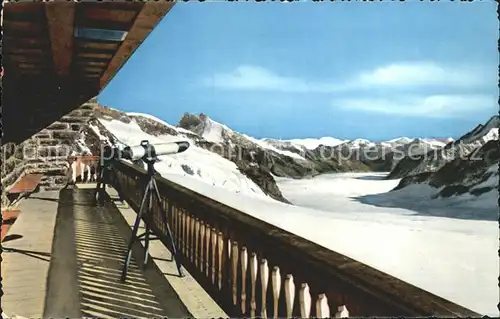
xmin=263 ymin=135 xmax=455 ymax=172
xmin=76 ymin=105 xmax=498 ymax=205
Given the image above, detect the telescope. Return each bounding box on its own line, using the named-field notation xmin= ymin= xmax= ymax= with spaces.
xmin=95 ymin=139 xmax=189 ymax=280
xmin=101 ymin=140 xmax=190 ymax=162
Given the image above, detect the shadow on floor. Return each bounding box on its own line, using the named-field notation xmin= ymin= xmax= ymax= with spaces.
xmin=75 ymin=212 xmax=169 ymax=318
xmin=2 ymin=234 xmax=23 ymax=243
xmin=352 ymin=192 xmax=496 ymax=222
xmin=29 ymin=195 xmax=98 ymax=207
xmin=44 ymin=188 xmax=191 ymax=319
xmin=3 ymin=246 xmax=51 ymax=262
xmin=3 ymin=227 xmax=50 ymax=262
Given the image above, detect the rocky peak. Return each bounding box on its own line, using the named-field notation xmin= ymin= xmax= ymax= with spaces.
xmin=388 ymin=115 xmax=499 ymax=180
xmin=179 ymin=112 xmax=203 ymax=131
xmin=93 ymin=105 xmax=132 ymax=123
xmin=130 ymin=115 xmax=180 ymax=137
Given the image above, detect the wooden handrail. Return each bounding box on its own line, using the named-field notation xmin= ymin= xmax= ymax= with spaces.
xmin=110 ymin=159 xmax=480 ymax=318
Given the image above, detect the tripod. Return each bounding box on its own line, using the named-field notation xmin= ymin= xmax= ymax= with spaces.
xmin=94 ymin=157 xmax=125 ymax=205
xmin=121 ymin=157 xmax=184 ymax=281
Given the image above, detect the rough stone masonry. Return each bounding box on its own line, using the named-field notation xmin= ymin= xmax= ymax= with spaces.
xmin=1 ymin=98 xmax=99 ymax=204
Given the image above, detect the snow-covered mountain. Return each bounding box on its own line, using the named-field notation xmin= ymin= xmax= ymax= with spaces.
xmin=85 ymin=109 xmax=288 ymax=202
xmin=264 ymin=136 xmax=451 ymax=154
xmin=388 ymin=116 xmax=499 ymax=205
xmin=177 ymin=113 xmax=372 ymax=177
xmin=450 ymin=115 xmax=499 ymax=147
xmin=80 ymin=109 xmax=379 ymax=203
xmin=389 ymin=115 xmax=499 ymax=179
xmin=263 ymin=137 xmax=346 ymax=151
xmin=263 ymin=134 xmax=454 ymax=172
xmin=184 ymin=113 xmax=306 ymax=161
xmin=392 ymin=140 xmax=498 ymax=206
xmin=62 ymin=104 xmax=498 ymax=214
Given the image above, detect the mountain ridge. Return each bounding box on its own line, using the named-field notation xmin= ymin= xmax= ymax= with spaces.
xmin=26 ymin=103 xmax=499 ymax=205
xmin=389 ymin=115 xmax=499 ymax=180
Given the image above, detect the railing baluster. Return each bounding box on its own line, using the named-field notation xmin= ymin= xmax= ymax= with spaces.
xmin=171 ymin=205 xmax=177 ymax=246
xmin=180 ymin=207 xmax=184 ymax=252
xmin=179 ymin=209 xmax=185 ymax=255
xmin=191 ymin=217 xmax=196 ymax=264
xmin=167 ymin=200 xmax=172 ymax=226
xmin=272 ymin=267 xmax=281 ymax=319
xmin=186 ymin=214 xmax=191 ymax=261
xmin=335 ymin=305 xmax=349 ymax=318
xmin=284 ymin=274 xmax=295 ymax=318
xmin=211 ymin=227 xmax=217 ymax=284
xmin=316 ymin=294 xmax=329 ymax=318
xmin=172 ymin=204 xmax=178 ymax=247
xmin=80 ymin=162 xmax=85 ymax=182
xmin=180 ymin=207 xmax=185 ymax=254
xmin=195 ymin=219 xmax=200 ymax=268
xmin=223 ymin=234 xmax=231 ymax=293
xmin=217 ymin=231 xmax=224 ymax=290
xmin=177 ymin=206 xmax=182 ymax=249
xmin=174 ymin=205 xmax=182 ymax=253
xmin=71 ymin=161 xmax=77 ymax=183
xmin=184 ymin=210 xmax=189 ymax=256
xmin=231 ymin=241 xmax=239 ymax=306
xmin=300 ymin=283 xmax=311 ymax=318
xmin=240 ymin=247 xmax=248 ymax=315
xmin=249 ymin=252 xmax=258 ymax=318
xmin=260 ymin=259 xmax=269 ymax=319
xmin=205 ymin=226 xmax=211 ymax=277
xmin=200 ymin=222 xmax=206 ymax=272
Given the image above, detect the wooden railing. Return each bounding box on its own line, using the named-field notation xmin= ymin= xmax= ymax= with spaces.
xmin=110 ymin=159 xmax=480 ymax=318
xmin=69 ymin=155 xmax=99 ymax=183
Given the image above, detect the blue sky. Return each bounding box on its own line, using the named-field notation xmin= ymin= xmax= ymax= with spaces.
xmin=98 ymin=1 xmax=498 ymax=141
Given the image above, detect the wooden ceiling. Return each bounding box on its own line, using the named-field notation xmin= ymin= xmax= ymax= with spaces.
xmin=2 ymin=1 xmax=175 ymax=144
xmin=3 ymin=1 xmax=175 ymax=90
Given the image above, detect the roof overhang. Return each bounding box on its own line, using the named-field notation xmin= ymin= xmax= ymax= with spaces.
xmin=2 ymin=1 xmax=175 ymax=144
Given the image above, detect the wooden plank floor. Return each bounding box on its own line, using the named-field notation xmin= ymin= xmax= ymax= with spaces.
xmin=2 ymin=191 xmax=59 ymax=318
xmin=1 ymin=187 xmax=195 ymax=318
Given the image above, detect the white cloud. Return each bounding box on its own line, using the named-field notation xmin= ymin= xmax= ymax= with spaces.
xmin=331 ymin=94 xmax=496 ymax=118
xmin=203 ymin=65 xmax=322 ymax=93
xmin=353 ymin=62 xmax=487 ymax=89
xmin=203 ymin=62 xmax=490 ymax=93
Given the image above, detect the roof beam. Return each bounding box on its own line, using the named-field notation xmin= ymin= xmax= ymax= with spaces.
xmin=99 ymin=2 xmax=175 ymax=89
xmin=45 ymin=1 xmax=76 ymax=77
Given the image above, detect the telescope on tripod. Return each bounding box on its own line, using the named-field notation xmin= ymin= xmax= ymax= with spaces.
xmin=99 ymin=140 xmax=190 ymax=162
xmin=94 ymin=140 xmax=190 ymax=280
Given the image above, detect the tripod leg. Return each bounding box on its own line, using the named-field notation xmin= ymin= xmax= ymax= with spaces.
xmin=94 ymin=168 xmax=105 ymax=204
xmin=164 ymin=216 xmax=184 ymax=277
xmin=121 ymin=182 xmax=150 ymax=281
xmin=143 ymin=190 xmax=153 ymax=267
xmin=152 ymin=178 xmax=184 ymax=277
xmin=143 ymin=224 xmax=150 ymax=267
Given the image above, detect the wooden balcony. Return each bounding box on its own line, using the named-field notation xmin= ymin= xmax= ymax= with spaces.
xmin=106 ymin=160 xmax=480 ymax=318
xmin=1 ymin=156 xmax=482 ymax=318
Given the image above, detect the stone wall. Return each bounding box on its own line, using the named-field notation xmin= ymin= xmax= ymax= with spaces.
xmin=1 ymin=98 xmax=99 ymax=197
